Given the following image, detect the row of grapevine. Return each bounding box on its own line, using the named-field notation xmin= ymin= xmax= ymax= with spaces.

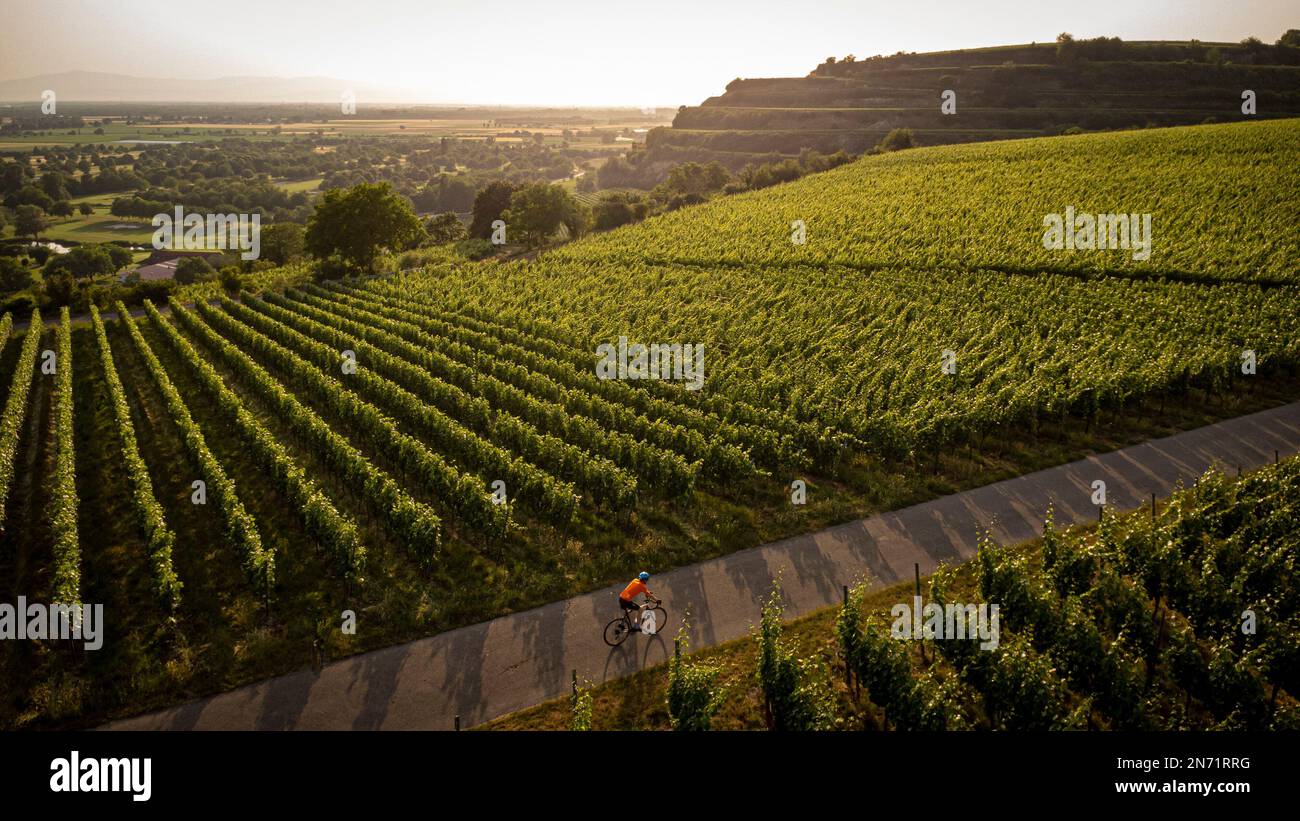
xmin=968 ymin=531 xmax=1150 ymax=728
xmin=351 ymin=278 xmax=850 ymax=470
xmin=90 ymin=306 xmax=182 ymax=609
xmin=50 ymin=308 xmax=80 ymax=606
xmin=156 ymin=299 xmax=442 ymax=562
xmin=189 ymin=299 xmax=509 ymax=536
xmin=835 ymin=584 xmax=956 ymax=729
xmin=832 ymin=461 xmax=1300 ymax=730
xmin=264 ymin=290 xmax=698 ymax=497
xmin=219 ymin=295 xmax=582 ymax=525
xmin=328 ymin=282 xmax=812 ymax=470
xmin=243 ymin=293 xmax=638 ymax=509
xmin=140 ymin=302 xmax=366 ymax=580
xmin=300 ymin=286 xmax=761 ymax=480
xmin=119 ymin=304 xmax=274 ymax=595
xmin=417 ymin=259 xmax=1300 ymax=456
xmin=0 ymin=310 xmax=42 ymax=531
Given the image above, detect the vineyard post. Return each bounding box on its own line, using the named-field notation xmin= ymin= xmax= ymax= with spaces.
xmin=1276 ymin=450 xmax=1280 ymax=465
xmin=1150 ymin=492 xmax=1155 ymax=524
xmin=454 ymin=715 xmax=460 ymax=731
xmin=843 ymin=585 xmax=851 ymax=694
xmin=914 ymin=563 xmax=926 ymax=663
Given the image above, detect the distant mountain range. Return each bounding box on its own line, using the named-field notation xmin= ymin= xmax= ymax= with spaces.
xmin=0 ymin=71 xmax=410 ymax=103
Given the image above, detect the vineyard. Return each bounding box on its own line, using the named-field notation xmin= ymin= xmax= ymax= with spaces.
xmin=837 ymin=461 xmax=1300 ymax=731
xmin=0 ymin=282 xmax=865 ymax=728
xmin=1 ymin=117 xmax=1298 ymax=729
xmin=365 ymin=120 xmax=1300 ymax=456
xmin=490 ymin=457 xmax=1300 ymax=731
xmin=569 ymin=120 xmax=1300 ymax=282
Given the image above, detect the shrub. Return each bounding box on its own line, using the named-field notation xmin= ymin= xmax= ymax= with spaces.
xmin=219 ymin=266 xmax=243 ymax=296
xmin=454 ymin=238 xmax=495 ymax=261
xmin=313 ymin=254 xmax=355 ymax=282
xmin=0 ymin=257 xmax=33 ymax=292
xmin=570 ymin=670 xmax=593 ymax=731
xmin=173 ymin=256 xmax=214 ymax=285
xmin=877 ymin=128 xmax=915 ymax=152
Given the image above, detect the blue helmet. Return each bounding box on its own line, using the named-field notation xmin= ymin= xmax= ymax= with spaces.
xmin=638 ymin=572 xmax=650 ymax=582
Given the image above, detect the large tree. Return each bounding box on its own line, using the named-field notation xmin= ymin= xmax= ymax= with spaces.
xmin=468 ymin=181 xmax=519 ymax=240
xmin=173 ymin=256 xmax=214 ymax=285
xmin=39 ymin=171 xmax=69 ymax=203
xmin=14 ymin=205 xmax=48 ymax=240
xmin=43 ymin=243 xmax=131 ymax=279
xmin=0 ymin=257 xmax=33 ymax=293
xmin=260 ymin=222 xmax=306 ymax=266
xmin=502 ymin=183 xmax=591 ymax=249
xmin=305 ymin=182 xmax=424 ymax=271
xmin=423 ymin=212 xmax=468 ymax=245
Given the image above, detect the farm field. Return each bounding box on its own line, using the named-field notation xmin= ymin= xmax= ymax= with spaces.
xmin=38 ymin=215 xmax=153 ymax=245
xmin=1 ymin=189 xmax=152 ymax=244
xmin=0 ymin=111 xmax=670 ymax=151
xmin=1 ymin=116 xmax=1298 ymax=731
xmin=1 ymin=217 xmax=152 ymax=245
xmin=274 ymin=177 xmax=324 ymax=194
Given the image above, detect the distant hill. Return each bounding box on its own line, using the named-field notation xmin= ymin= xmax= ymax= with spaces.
xmin=646 ymin=38 xmax=1300 ymax=168
xmin=0 ymin=71 xmax=404 ymax=104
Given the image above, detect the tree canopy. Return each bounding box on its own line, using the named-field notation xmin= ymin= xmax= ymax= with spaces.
xmin=305 ymin=182 xmax=424 ymax=271
xmin=502 ymin=183 xmax=591 ymax=249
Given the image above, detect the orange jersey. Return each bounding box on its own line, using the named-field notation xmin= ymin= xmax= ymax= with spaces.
xmin=620 ymin=579 xmax=648 ymax=602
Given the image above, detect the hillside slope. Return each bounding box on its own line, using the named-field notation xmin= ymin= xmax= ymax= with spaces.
xmin=647 ymin=39 xmax=1300 ymax=167
xmin=568 ymin=119 xmax=1300 ymax=282
xmin=395 ymin=120 xmax=1300 ymax=445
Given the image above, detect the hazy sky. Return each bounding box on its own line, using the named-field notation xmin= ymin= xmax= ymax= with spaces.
xmin=2 ymin=0 xmax=1296 ymax=105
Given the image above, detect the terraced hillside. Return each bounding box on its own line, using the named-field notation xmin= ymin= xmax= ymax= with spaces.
xmin=648 ymin=39 xmax=1300 ymax=168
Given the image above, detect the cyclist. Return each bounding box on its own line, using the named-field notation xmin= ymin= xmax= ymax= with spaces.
xmin=619 ymin=571 xmax=660 ymax=631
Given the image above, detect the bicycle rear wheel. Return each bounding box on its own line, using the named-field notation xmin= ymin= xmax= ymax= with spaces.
xmin=604 ymin=617 xmax=630 ymax=646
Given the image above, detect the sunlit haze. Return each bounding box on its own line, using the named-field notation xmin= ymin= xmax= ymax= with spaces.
xmin=2 ymin=0 xmax=1296 ymax=105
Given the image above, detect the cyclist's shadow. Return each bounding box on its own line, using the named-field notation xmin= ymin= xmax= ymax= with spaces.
xmin=603 ymin=627 xmax=670 ymax=680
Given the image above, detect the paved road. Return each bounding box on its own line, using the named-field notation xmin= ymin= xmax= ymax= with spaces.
xmin=105 ymin=401 xmax=1300 ymax=730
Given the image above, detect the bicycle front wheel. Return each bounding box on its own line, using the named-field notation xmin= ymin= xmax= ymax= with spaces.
xmin=604 ymin=617 xmax=630 ymax=647
xmin=641 ymin=606 xmax=669 ymax=637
